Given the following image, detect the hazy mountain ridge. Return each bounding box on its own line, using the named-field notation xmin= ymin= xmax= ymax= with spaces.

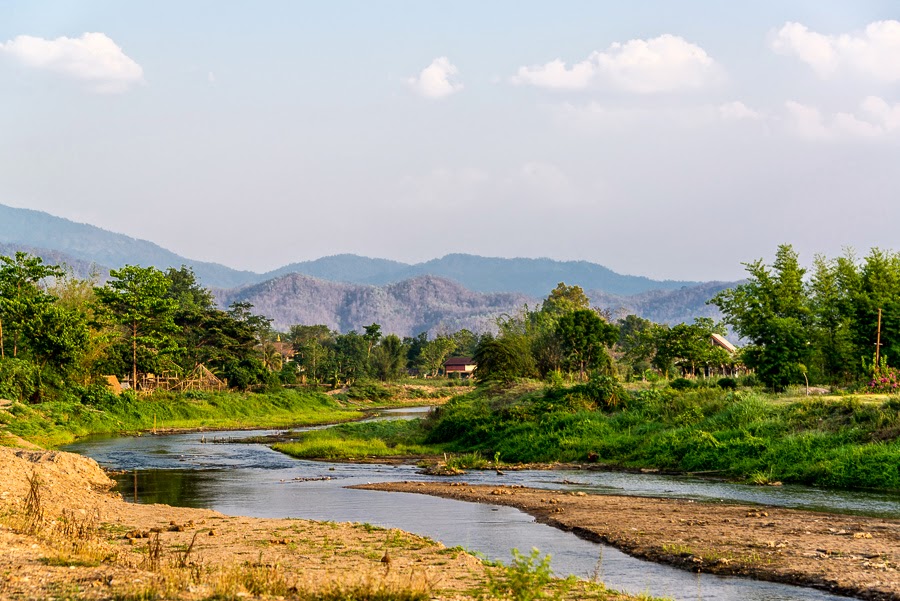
xmin=0 ymin=204 xmax=699 ymax=296
xmin=589 ymin=281 xmax=735 ymax=325
xmin=0 ymin=204 xmax=257 ymax=288
xmin=215 ymin=274 xmax=531 ymax=335
xmin=0 ymin=203 xmax=738 ymax=333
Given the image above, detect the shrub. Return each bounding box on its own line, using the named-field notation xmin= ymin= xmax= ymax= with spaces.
xmin=739 ymin=373 xmax=760 ymax=387
xmin=669 ymin=378 xmax=693 ymax=391
xmin=582 ymin=373 xmax=627 ymax=409
xmin=717 ymin=377 xmax=738 ymax=390
xmin=0 ymin=358 xmax=41 ymax=403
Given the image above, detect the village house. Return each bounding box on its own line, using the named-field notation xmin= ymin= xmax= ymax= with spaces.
xmin=443 ymin=357 xmax=476 ymax=378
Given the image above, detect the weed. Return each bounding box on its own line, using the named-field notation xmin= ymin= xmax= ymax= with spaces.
xmin=479 ymin=548 xmax=574 ymax=601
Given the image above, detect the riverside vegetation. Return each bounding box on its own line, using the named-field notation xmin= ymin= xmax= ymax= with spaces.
xmin=277 ymin=380 xmax=900 ymax=491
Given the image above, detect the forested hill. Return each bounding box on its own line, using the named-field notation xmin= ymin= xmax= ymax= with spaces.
xmin=213 ymin=272 xmax=735 ymax=336
xmin=0 ymin=204 xmax=257 ymax=288
xmin=263 ymin=254 xmax=697 ymax=297
xmin=214 ymin=273 xmax=531 ymax=335
xmin=589 ymin=281 xmax=737 ymax=326
xmin=0 ymin=204 xmax=698 ymax=296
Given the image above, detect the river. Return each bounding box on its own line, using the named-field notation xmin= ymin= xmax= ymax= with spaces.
xmin=63 ymin=407 xmax=887 ymax=601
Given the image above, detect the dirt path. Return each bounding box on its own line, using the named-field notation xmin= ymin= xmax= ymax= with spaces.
xmin=355 ymin=481 xmax=900 ymax=601
xmin=0 ymin=448 xmax=641 ymax=600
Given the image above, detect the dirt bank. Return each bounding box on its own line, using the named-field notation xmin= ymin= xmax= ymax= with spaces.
xmin=0 ymin=448 xmax=638 ymax=600
xmin=355 ymin=481 xmax=900 ymax=601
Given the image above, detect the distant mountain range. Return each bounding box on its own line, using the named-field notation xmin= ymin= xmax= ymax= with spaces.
xmin=0 ymin=203 xmax=738 ymax=335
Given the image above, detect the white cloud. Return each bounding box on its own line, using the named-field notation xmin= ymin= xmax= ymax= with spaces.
xmin=719 ymin=101 xmax=762 ymax=121
xmin=511 ymin=34 xmax=718 ymax=93
xmin=785 ymin=97 xmax=900 ymax=139
xmin=407 ymin=57 xmax=463 ymax=99
xmin=772 ymin=20 xmax=900 ymax=82
xmin=0 ymin=32 xmax=143 ymax=93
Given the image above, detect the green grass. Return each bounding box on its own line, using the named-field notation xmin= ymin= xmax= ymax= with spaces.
xmin=0 ymin=388 xmax=363 ymax=448
xmin=272 ymin=419 xmax=443 ymax=460
xmin=416 ymin=383 xmax=900 ymax=491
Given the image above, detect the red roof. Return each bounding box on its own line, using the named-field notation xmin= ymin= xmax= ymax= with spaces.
xmin=444 ymin=357 xmax=475 ymax=367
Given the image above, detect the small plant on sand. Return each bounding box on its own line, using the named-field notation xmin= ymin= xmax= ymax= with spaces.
xmin=479 ymin=548 xmax=574 ymax=601
xmin=445 ymin=451 xmax=488 ymax=470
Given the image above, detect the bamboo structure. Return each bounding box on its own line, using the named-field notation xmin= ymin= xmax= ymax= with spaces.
xmin=119 ymin=364 xmax=227 ymax=396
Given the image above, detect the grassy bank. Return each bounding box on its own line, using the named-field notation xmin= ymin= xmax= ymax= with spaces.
xmin=307 ymin=381 xmax=900 ymax=490
xmin=0 ymin=388 xmax=363 ymax=448
xmin=421 ymin=382 xmax=900 ymax=490
xmin=273 ymin=419 xmax=442 ymax=460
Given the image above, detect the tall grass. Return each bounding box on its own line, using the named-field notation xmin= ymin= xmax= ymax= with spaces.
xmin=0 ymin=388 xmax=363 ymax=447
xmin=274 ymin=419 xmax=442 ymax=460
xmin=421 ymin=385 xmax=900 ymax=490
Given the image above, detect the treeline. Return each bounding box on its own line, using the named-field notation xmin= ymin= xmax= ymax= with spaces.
xmin=0 ymin=251 xmax=741 ymax=403
xmin=0 ymin=252 xmax=486 ymax=402
xmin=0 ymin=253 xmax=282 ymax=402
xmin=285 ymin=323 xmax=480 ymax=386
xmin=712 ymin=244 xmax=900 ymax=391
xmin=469 ymin=282 xmax=735 ymax=384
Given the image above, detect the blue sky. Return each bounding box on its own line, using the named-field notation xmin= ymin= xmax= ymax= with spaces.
xmin=1 ymin=2 xmax=899 ymax=281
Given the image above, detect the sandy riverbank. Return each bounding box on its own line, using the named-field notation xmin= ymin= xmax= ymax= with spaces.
xmin=355 ymin=481 xmax=900 ymax=601
xmin=0 ymin=447 xmax=637 ymax=600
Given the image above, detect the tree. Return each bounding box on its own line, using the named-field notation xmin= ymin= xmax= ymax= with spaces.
xmin=0 ymin=252 xmax=63 ymax=358
xmin=363 ymin=323 xmax=382 ymax=359
xmin=712 ymin=245 xmax=812 ymax=390
xmin=556 ymin=309 xmax=618 ymax=380
xmin=616 ymin=315 xmax=658 ymax=379
xmin=419 ymin=336 xmax=456 ymax=377
xmin=95 ymin=265 xmax=179 ymax=387
xmin=23 ymin=302 xmax=90 ymax=373
xmin=473 ymin=334 xmax=538 ymax=383
xmin=808 ymin=253 xmax=857 ymax=384
xmin=541 ymin=282 xmax=591 ymax=316
xmin=370 ymin=334 xmax=406 ymax=381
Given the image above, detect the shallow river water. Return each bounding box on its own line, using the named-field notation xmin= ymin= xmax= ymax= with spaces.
xmin=62 ymin=407 xmax=890 ymax=601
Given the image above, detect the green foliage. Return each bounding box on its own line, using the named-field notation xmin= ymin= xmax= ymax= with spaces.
xmin=4 ymin=388 xmax=362 ymax=447
xmin=717 ymin=377 xmax=738 ymax=390
xmin=0 ymin=358 xmax=41 ymax=403
xmin=480 ymin=548 xmax=573 ymax=601
xmin=273 ymin=419 xmax=439 ymax=459
xmin=419 ymin=383 xmax=900 ymax=491
xmin=95 ymin=265 xmax=180 ymax=384
xmin=445 ymin=451 xmax=489 ymax=470
xmin=712 ymin=244 xmax=811 ymax=391
xmin=555 ymin=309 xmax=617 ymax=379
xmin=370 ymin=334 xmax=407 ymax=381
xmin=473 ymin=334 xmax=538 ymax=383
xmin=669 ymin=378 xmax=693 ymax=391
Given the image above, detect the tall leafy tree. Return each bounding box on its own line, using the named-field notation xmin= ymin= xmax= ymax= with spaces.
xmin=556 ymin=309 xmax=618 ymax=380
xmin=96 ymin=265 xmax=179 ymax=386
xmin=419 ymin=336 xmax=456 ymax=377
xmin=808 ymin=253 xmax=858 ymax=384
xmin=712 ymin=245 xmax=812 ymax=390
xmin=472 ymin=334 xmax=538 ymax=383
xmin=370 ymin=334 xmax=407 ymax=381
xmin=0 ymin=252 xmax=63 ymax=358
xmin=541 ymin=282 xmax=591 ymax=316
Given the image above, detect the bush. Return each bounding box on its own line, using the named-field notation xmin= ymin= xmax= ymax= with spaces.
xmin=669 ymin=378 xmax=693 ymax=391
xmin=0 ymin=358 xmax=41 ymax=403
xmin=582 ymin=373 xmax=627 ymax=409
xmin=717 ymin=377 xmax=738 ymax=390
xmin=739 ymin=373 xmax=760 ymax=387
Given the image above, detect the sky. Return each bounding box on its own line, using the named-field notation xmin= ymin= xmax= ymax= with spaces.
xmin=1 ymin=1 xmax=898 ymax=282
